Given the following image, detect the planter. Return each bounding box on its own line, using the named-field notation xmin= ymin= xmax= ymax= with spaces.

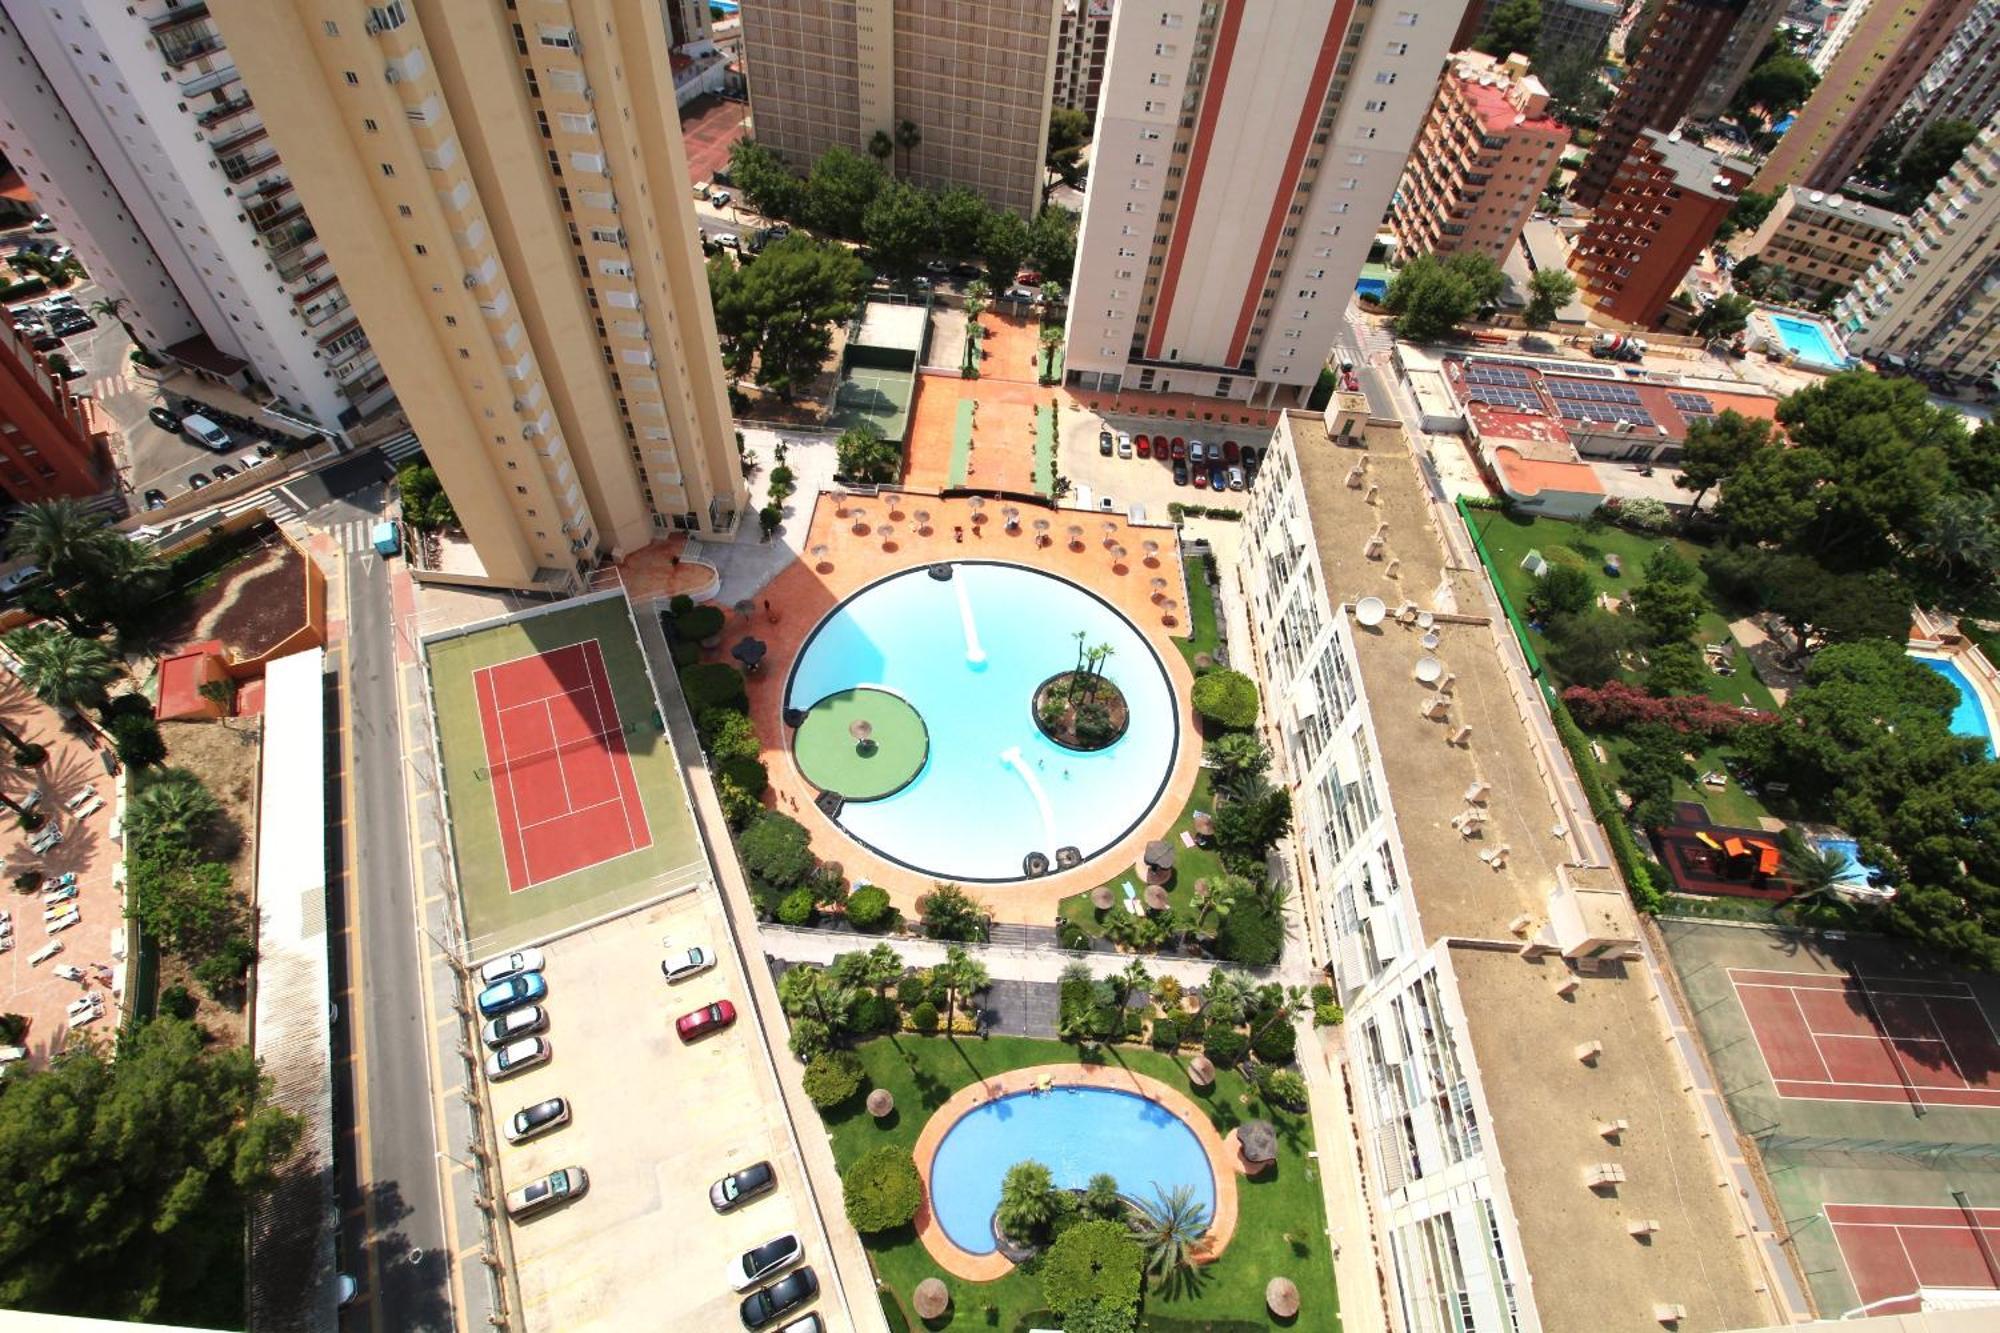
xmin=1033 ymin=671 xmax=1129 ymax=752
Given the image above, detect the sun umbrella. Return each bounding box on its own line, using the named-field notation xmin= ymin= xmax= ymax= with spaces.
xmin=880 ymin=523 xmax=895 ymax=547
xmin=1002 ymin=505 xmax=1020 ymax=529
xmin=1033 ymin=517 xmax=1051 ymax=547
xmin=1192 ymin=812 xmax=1214 ymax=839
xmin=1150 ymin=577 xmax=1168 ymax=602
xmin=831 ymin=490 xmax=849 ymax=516
xmin=1142 ymin=539 xmax=1160 ymax=560
xmin=1144 ymin=840 xmax=1175 ymax=873
xmin=867 ymin=1088 xmax=895 ymax=1119
xmin=1188 ymin=1055 xmax=1215 ymax=1087
xmin=1238 ymin=1119 xmax=1278 ymax=1165
xmin=1266 ymin=1277 xmax=1300 ymax=1319
xmin=849 ymin=719 xmax=874 ymax=742
xmin=914 ymin=508 xmax=931 ymax=534
xmin=1144 ymin=884 xmax=1169 ymax=912
xmin=1091 ymin=885 xmax=1114 ymax=911
xmin=730 ymin=637 xmax=767 ymax=672
xmin=913 ymin=1279 xmax=951 ymax=1321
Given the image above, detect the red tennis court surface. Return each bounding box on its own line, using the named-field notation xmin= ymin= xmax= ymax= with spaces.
xmin=1828 ymin=1202 xmax=2000 ymax=1314
xmin=473 ymin=640 xmax=651 ymax=891
xmin=1730 ymin=969 xmax=2000 ymax=1109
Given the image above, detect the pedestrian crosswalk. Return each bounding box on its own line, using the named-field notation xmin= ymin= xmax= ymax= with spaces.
xmin=377 ymin=431 xmax=422 ymax=464
xmin=328 ymin=517 xmax=384 ymax=555
xmin=215 ymin=483 xmax=300 ymax=525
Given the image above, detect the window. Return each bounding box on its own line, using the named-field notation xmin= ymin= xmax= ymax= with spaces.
xmin=1374 ymin=71 xmax=1397 ymax=85
xmin=1395 ymin=11 xmax=1419 ymax=25
xmin=363 ymin=118 xmax=379 ymax=133
xmin=323 ymin=21 xmax=340 ymax=37
xmin=444 ymin=315 xmax=457 ymax=327
xmin=379 ymin=162 xmax=395 ymax=177
xmin=1363 ymin=99 xmax=1387 ymax=113
xmin=344 ymin=71 xmax=360 ymax=86
xmin=397 ymin=203 xmax=412 ymax=217
xmin=413 ymin=243 xmax=428 ymax=255
xmin=1387 ymin=41 xmax=1409 ymax=55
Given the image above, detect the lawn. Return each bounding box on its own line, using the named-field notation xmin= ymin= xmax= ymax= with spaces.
xmin=825 ymin=1033 xmax=1337 ymax=1333
xmin=1059 ymin=770 xmax=1225 ymax=943
xmin=1176 ymin=555 xmax=1219 ymax=670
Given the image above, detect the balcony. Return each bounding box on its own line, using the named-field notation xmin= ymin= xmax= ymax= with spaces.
xmin=159 ymin=29 xmax=227 ymax=69
xmin=149 ymin=1 xmax=210 ymax=31
xmin=178 ymin=62 xmax=240 ymax=98
xmin=210 ymin=124 xmax=268 ymax=159
xmin=194 ymin=93 xmax=255 ymax=128
xmin=220 ymin=150 xmax=281 ymax=183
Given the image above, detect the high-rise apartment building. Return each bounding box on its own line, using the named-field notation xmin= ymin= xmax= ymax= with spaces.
xmin=1893 ymin=0 xmax=2000 ymax=157
xmin=1751 ymin=0 xmax=1978 ymax=193
xmin=0 ymin=322 xmax=109 ymax=504
xmin=1063 ymin=0 xmax=1465 ymax=406
xmin=1835 ymin=119 xmax=2000 ymax=385
xmin=1537 ymin=0 xmax=1625 ymax=65
xmin=1688 ymin=0 xmax=1789 ymax=120
xmin=0 ymin=1 xmax=389 ymax=427
xmin=740 ymin=0 xmax=1061 ymax=217
xmin=1572 ymin=0 xmax=1741 ymax=208
xmin=211 ymin=0 xmax=748 ymax=591
xmin=1570 ymin=129 xmax=1749 ymax=325
xmin=1743 ymin=185 xmax=1907 ymax=303
xmin=1054 ymin=0 xmax=1115 ymax=121
xmin=1392 ymin=52 xmax=1569 ymax=264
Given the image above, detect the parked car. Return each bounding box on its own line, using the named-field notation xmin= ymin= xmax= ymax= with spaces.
xmin=709 ymin=190 xmax=733 ymax=208
xmin=211 ymin=463 xmax=237 ymax=481
xmin=185 ymin=472 xmax=212 ymax=491
xmin=1002 ymin=285 xmax=1037 ymax=302
xmin=1222 ymin=440 xmax=1240 ymax=462
xmin=1172 ymin=461 xmax=1188 ymax=487
xmin=505 ymin=1166 xmax=587 ymax=1219
xmin=149 ymin=406 xmax=181 ymax=433
xmin=1135 ymin=434 xmax=1151 ymax=458
xmin=710 ymin=1160 xmax=777 ymax=1212
xmin=1169 ymin=437 xmax=1186 ymax=460
xmin=30 ymin=215 xmax=54 ymax=233
xmin=950 ymin=262 xmax=982 ymax=280
xmin=1015 ymin=269 xmax=1042 ymax=286
xmin=924 ymin=259 xmax=949 ymax=275
xmin=1209 ymin=462 xmax=1228 ymax=490
xmin=661 ymin=945 xmax=716 ymax=982
xmin=1097 ymin=430 xmax=1113 ymax=456
xmin=476 ymin=972 xmax=547 ymax=1017
xmin=1187 ymin=440 xmax=1204 ymax=464
xmin=692 ymin=183 xmax=711 ymax=201
xmin=740 ymin=1269 xmax=818 ymax=1330
xmin=767 ymin=224 xmax=792 ymax=242
xmin=712 ymin=233 xmax=740 ymax=250
xmin=504 ymin=1096 xmax=571 ymax=1144
xmin=676 ymin=999 xmax=736 ymax=1042
xmin=771 ymin=1316 xmax=823 ymax=1333
xmin=52 ymin=360 xmax=85 ymax=381
xmin=0 ymin=565 xmax=41 ymax=597
xmin=485 ymin=1036 xmax=550 ymax=1080
xmin=482 ymin=1005 xmax=547 ymax=1048
xmin=142 ymin=488 xmax=168 ymax=511
xmin=727 ymin=1233 xmax=804 ymax=1292
xmin=239 ymin=450 xmax=266 ymax=470
xmin=1228 ymin=465 xmax=1246 ymax=491
xmin=1244 ymin=446 xmax=1263 ymax=479
xmin=179 ymin=413 xmax=231 ymax=452
xmin=1116 ymin=432 xmax=1132 ymax=458
xmin=479 ymin=949 xmax=547 ymax=985
xmin=1192 ymin=466 xmax=1208 ymax=490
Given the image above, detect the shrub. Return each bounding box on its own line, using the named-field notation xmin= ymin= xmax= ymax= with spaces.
xmin=741 ymin=811 xmax=815 ymax=887
xmin=1266 ymin=1068 xmax=1309 ymax=1110
xmin=1252 ymin=1019 xmax=1297 ymax=1064
xmin=788 ymin=1016 xmax=831 ymax=1061
xmin=1203 ymin=1027 xmax=1248 ymax=1065
xmin=194 ymin=933 xmax=254 ymax=998
xmin=777 ymin=887 xmax=815 ymax=926
xmin=701 ymin=709 xmax=762 ymax=763
xmin=1056 ymin=919 xmax=1091 ymax=950
xmin=910 ymin=1001 xmax=939 ymax=1034
xmin=1314 ymin=1001 xmax=1345 ymax=1027
xmin=841 ymin=1146 xmax=923 ymax=1233
xmin=159 ymin=985 xmax=197 ymax=1021
xmin=845 ymin=884 xmax=893 ymax=929
xmin=675 ymin=604 xmax=726 ymax=643
xmin=0 ymin=1013 xmax=25 ymax=1045
xmin=1613 ymin=496 xmax=1674 ymax=533
xmin=896 ymin=975 xmax=927 ymax=1008
xmin=717 ymin=775 xmax=763 ymax=831
xmin=670 ymin=637 xmax=702 ymax=668
xmin=1149 ymin=1016 xmax=1180 ymax=1050
xmin=720 ymin=755 xmax=769 ymax=796
xmin=11 ymin=743 xmax=45 ymax=768
xmin=916 ymin=881 xmax=988 ymax=941
xmin=853 ymin=993 xmax=896 ymax=1034
xmin=106 ymin=712 xmax=166 ymax=769
xmin=1189 ymin=669 xmax=1260 ymax=730
xmin=1040 ymin=1220 xmax=1143 ymax=1322
xmin=1310 ymin=982 xmax=1334 ymax=1006
xmin=802 ymin=1050 xmax=866 ymax=1109
xmin=1214 ymin=901 xmax=1284 ymax=966
xmin=1123 ymin=1008 xmax=1146 ymax=1039
xmin=682 ymin=662 xmax=748 ymax=715
xmin=1561 ymin=679 xmax=1778 ymax=739
xmin=669 ymin=593 xmax=695 ymax=616
xmin=759 ymin=504 xmax=782 ymax=538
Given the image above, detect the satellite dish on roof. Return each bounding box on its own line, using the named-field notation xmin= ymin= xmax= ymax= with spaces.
xmin=1355 ymin=596 xmax=1387 ymax=627
xmin=1809 ymin=191 xmax=1824 ymax=203
xmin=1415 ymin=656 xmax=1444 ymax=684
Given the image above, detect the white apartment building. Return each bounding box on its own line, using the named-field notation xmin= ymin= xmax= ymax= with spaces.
xmin=1234 ymin=407 xmax=1780 ymax=1333
xmin=1063 ymin=1 xmax=1461 ymax=405
xmin=1835 ymin=118 xmax=2000 ymax=386
xmin=0 ymin=0 xmax=387 ymax=426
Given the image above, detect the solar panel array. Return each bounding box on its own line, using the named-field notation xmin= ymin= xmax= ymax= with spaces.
xmin=1467 ymin=384 xmax=1545 ymax=412
xmin=1547 ymin=377 xmax=1656 ymax=428
xmin=1464 ymin=364 xmax=1535 ymax=388
xmin=1667 ymin=391 xmax=1716 ymax=416
xmin=1546 ymin=378 xmax=1645 ymax=407
xmin=1468 ymin=354 xmax=1620 ymax=379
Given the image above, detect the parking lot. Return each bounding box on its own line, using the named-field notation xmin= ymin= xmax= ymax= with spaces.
xmin=1058 ymin=405 xmax=1253 ymax=517
xmin=491 ymin=893 xmax=852 ymax=1332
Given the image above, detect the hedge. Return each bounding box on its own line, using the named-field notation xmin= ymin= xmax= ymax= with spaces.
xmin=720 ymin=754 xmax=769 ymax=796
xmin=1251 ymin=1019 xmax=1296 ymax=1063
xmin=802 ymin=1050 xmax=866 ymax=1109
xmin=841 ymin=1146 xmax=923 ymax=1233
xmin=1203 ymin=1027 xmax=1247 ymax=1065
xmin=1190 ymin=669 xmax=1260 ymax=730
xmin=1550 ymin=697 xmax=1667 ymax=913
xmin=844 ymin=884 xmax=893 ymax=929
xmin=682 ymin=662 xmax=747 ymax=715
xmin=675 ymin=604 xmax=726 ymax=642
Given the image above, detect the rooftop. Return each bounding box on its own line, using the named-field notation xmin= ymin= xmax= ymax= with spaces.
xmin=1637 ymin=128 xmax=1751 ymax=200
xmin=1778 ymin=183 xmax=1909 ymax=236
xmin=1440 ymin=353 xmax=1780 ymax=460
xmin=1449 ymin=944 xmax=1777 ymax=1333
xmin=1449 ymin=54 xmax=1563 ymax=135
xmin=1287 ymin=412 xmax=1586 ymax=941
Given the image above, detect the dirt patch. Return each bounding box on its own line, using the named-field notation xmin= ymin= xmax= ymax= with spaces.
xmin=154 ymin=718 xmax=263 ymax=1049
xmin=155 ymin=533 xmax=309 ymax=660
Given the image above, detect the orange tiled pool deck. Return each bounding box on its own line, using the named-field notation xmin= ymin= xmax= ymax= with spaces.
xmin=720 ymin=489 xmax=1201 ymax=926
xmin=908 ymin=1063 xmax=1240 ymax=1281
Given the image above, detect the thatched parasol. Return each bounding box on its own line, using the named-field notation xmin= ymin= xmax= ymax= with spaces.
xmin=1150 ymin=577 xmax=1168 ymax=602
xmin=914 ymin=509 xmax=932 ymax=535
xmin=1144 ymin=840 xmax=1175 ymax=873
xmin=1188 ymin=1055 xmax=1215 ymax=1087
xmin=1091 ymin=885 xmax=1114 ymax=911
xmin=730 ymin=637 xmax=768 ymax=672
xmin=1002 ymin=505 xmax=1021 ymax=530
xmin=1067 ymin=523 xmax=1085 ymax=549
xmin=867 ymin=1088 xmax=895 ymax=1119
xmin=913 ymin=1278 xmax=951 ymax=1320
xmin=1033 ymin=517 xmax=1052 ymax=546
xmin=734 ymin=598 xmax=757 ymax=621
xmin=1143 ymin=883 xmax=1169 ymax=912
xmin=880 ymin=523 xmax=896 ymax=550
xmin=1266 ymin=1277 xmax=1300 ymax=1319
xmin=1192 ymin=812 xmax=1215 ymax=839
xmin=1238 ymin=1119 xmax=1278 ymax=1167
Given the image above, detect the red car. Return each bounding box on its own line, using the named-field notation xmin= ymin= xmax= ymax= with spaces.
xmin=1192 ymin=466 xmax=1209 ymax=490
xmin=1223 ymin=440 xmax=1241 ymax=462
xmin=1135 ymin=434 xmax=1151 ymax=458
xmin=1170 ymin=436 xmax=1186 ymax=459
xmin=675 ymin=999 xmax=737 ymax=1042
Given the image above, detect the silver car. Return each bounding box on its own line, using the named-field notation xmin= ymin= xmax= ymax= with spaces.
xmin=505 ymin=1166 xmax=587 ymax=1219
xmin=504 ymin=1097 xmax=571 ymax=1144
xmin=485 ymin=1036 xmax=550 ymax=1080
xmin=727 ymin=1233 xmax=803 ymax=1292
xmin=478 ymin=948 xmax=546 ymax=986
xmin=482 ymin=1005 xmax=547 ymax=1049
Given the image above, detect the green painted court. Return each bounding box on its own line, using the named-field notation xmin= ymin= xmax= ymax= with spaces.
xmin=425 ymin=592 xmax=707 ymax=960
xmin=792 ymin=686 xmax=928 ymax=800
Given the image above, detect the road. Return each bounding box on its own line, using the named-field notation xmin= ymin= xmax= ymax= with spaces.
xmin=322 ymin=473 xmax=456 ymax=1333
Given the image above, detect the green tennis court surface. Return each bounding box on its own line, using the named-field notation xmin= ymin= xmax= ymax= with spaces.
xmin=426 ymin=592 xmax=707 ymax=959
xmin=831 ymin=366 xmax=914 ymax=444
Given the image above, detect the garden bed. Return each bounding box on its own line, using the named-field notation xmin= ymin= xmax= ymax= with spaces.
xmin=153 ymin=532 xmax=310 ymax=661
xmin=1033 ymin=671 xmax=1129 ymax=751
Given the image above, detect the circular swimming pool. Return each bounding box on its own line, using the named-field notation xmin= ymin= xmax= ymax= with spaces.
xmin=928 ymin=1086 xmax=1217 ymax=1255
xmin=784 ymin=562 xmax=1178 ymax=883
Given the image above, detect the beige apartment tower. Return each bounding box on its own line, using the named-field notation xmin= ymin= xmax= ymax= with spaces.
xmin=741 ymin=0 xmax=1061 ymax=216
xmin=210 ymin=0 xmax=748 ymax=591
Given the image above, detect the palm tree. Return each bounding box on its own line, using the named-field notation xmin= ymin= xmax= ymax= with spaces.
xmin=1116 ymin=957 xmax=1152 ymax=1009
xmin=937 ymin=944 xmax=989 ymax=1034
xmin=1916 ymin=492 xmax=2000 ymax=582
xmin=87 ymin=295 xmax=150 ymax=359
xmin=778 ymin=963 xmax=856 ymax=1039
xmin=128 ymin=769 xmax=221 ymax=845
xmin=867 ymin=129 xmax=894 ymax=169
xmin=1780 ymin=838 xmax=1850 ymax=904
xmin=1039 ymin=323 xmax=1064 ymax=380
xmin=1084 ymin=1172 xmax=1124 ymax=1220
xmin=5 ymin=499 xmax=116 ymax=587
xmin=1199 ymin=968 xmax=1249 ymax=1027
xmin=996 ymin=1160 xmax=1057 ymax=1242
xmin=1089 ymin=642 xmax=1115 ymax=704
xmin=3 ymin=625 xmax=116 ymax=713
xmin=1249 ymin=984 xmax=1310 ymax=1051
xmin=862 ymin=941 xmax=904 ymax=1000
xmin=894 ymin=118 xmax=922 ymax=175
xmin=1129 ymin=1183 xmax=1211 ymax=1294
xmin=1190 ymin=878 xmax=1235 ymax=937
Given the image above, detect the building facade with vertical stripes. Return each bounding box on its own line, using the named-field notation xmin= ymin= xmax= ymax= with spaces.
xmin=1062 ymin=0 xmax=1467 ymax=406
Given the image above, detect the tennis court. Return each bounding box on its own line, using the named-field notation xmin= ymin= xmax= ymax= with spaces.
xmin=1826 ymin=1202 xmax=2000 ymax=1313
xmin=473 ymin=640 xmax=651 ymax=891
xmin=831 ymin=366 xmax=914 ymax=444
xmin=1731 ymin=969 xmax=2000 ymax=1110
xmin=426 ymin=593 xmax=707 ymax=959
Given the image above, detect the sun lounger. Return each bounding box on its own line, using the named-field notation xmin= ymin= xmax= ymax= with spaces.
xmin=47 ymin=872 xmax=75 ymax=890
xmin=28 ymin=940 xmax=62 ymax=965
xmin=73 ymin=794 xmax=102 ymax=819
xmin=42 ymin=885 xmax=77 ymax=907
xmin=1180 ymin=830 xmax=1196 ymax=848
xmin=45 ymin=908 xmax=79 ymax=933
xmin=52 ymin=964 xmax=82 ymax=982
xmin=62 ymin=788 xmax=93 ymax=812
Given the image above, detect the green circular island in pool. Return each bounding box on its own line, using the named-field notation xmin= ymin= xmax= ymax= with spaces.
xmin=793 ymin=686 xmax=929 ymax=801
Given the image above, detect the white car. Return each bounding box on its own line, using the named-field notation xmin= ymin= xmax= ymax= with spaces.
xmin=485 ymin=1036 xmax=550 ymax=1080
xmin=727 ymin=1233 xmax=804 ymax=1292
xmin=709 ymin=190 xmax=732 ymax=208
xmin=239 ymin=450 xmax=267 ymax=470
xmin=505 ymin=1166 xmax=587 ymax=1219
xmin=1116 ymin=432 xmax=1132 ymax=458
xmin=661 ymin=945 xmax=716 ymax=983
xmin=478 ymin=948 xmax=546 ymax=986
xmin=481 ymin=1005 xmax=547 ymax=1049
xmin=504 ymin=1096 xmax=571 ymax=1144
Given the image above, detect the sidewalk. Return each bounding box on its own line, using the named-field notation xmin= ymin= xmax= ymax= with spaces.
xmin=1302 ymin=1026 xmax=1388 ymax=1333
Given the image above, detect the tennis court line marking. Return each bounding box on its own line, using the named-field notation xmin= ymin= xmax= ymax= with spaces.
xmin=574 ymin=640 xmax=642 ymax=851
xmin=516 ymin=794 xmax=628 ymax=835
xmin=472 ymin=665 xmax=534 ymax=897
xmin=542 ymin=699 xmax=575 ymax=816
xmin=1789 ymin=989 xmax=1835 ymax=1083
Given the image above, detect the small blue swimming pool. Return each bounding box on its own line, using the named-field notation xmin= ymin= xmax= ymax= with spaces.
xmin=928 ymin=1087 xmax=1217 ymax=1255
xmin=1356 ymin=277 xmax=1388 ymax=301
xmin=1914 ymin=654 xmax=1996 ymax=757
xmin=1769 ymin=314 xmax=1846 ymax=370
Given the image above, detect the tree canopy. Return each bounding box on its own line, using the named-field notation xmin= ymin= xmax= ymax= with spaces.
xmin=1675 ymin=409 xmax=1774 ymax=515
xmin=835 ymin=422 xmax=901 ymax=484
xmin=1694 ymin=293 xmax=1754 ymax=341
xmin=860 ymin=179 xmax=938 ymax=284
xmin=1047 ymin=105 xmax=1090 ymax=185
xmin=1734 ymin=54 xmax=1817 ymax=124
xmin=804 ymin=147 xmax=885 ymax=239
xmin=1897 ymin=119 xmax=1978 ymax=212
xmin=706 ymin=237 xmax=866 ymax=399
xmin=1383 ymin=252 xmax=1504 ymax=341
xmin=727 ymin=138 xmax=806 ymax=221
xmin=1476 ymin=0 xmax=1542 ymax=57
xmin=980 ymin=209 xmax=1032 ymax=288
xmin=1522 ymin=267 xmax=1577 ymax=331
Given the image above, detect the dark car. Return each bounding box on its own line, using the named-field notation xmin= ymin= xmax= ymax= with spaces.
xmin=211 ymin=463 xmax=237 ymax=481
xmin=1222 ymin=440 xmax=1240 ymax=462
xmin=951 ymin=262 xmax=983 ymax=281
xmin=148 ymin=405 xmax=181 ymax=432
xmin=504 ymin=1096 xmax=571 ymax=1144
xmin=142 ymin=488 xmax=168 ymax=510
xmin=740 ymin=1268 xmax=818 ymax=1330
xmin=710 ymin=1160 xmax=777 ymax=1212
xmin=1209 ymin=462 xmax=1228 ymax=490
xmin=1172 ymin=461 xmax=1188 ymax=487
xmin=676 ymin=999 xmax=736 ymax=1042
xmin=1097 ymin=430 xmax=1113 ymax=456
xmin=186 ymin=472 xmax=212 ymax=491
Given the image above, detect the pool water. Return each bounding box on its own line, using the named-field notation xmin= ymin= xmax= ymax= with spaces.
xmin=785 ymin=562 xmax=1178 ymax=882
xmin=1769 ymin=314 xmax=1845 ymax=369
xmin=1914 ymin=655 xmax=1996 ymax=758
xmin=928 ymin=1087 xmax=1216 ymax=1255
